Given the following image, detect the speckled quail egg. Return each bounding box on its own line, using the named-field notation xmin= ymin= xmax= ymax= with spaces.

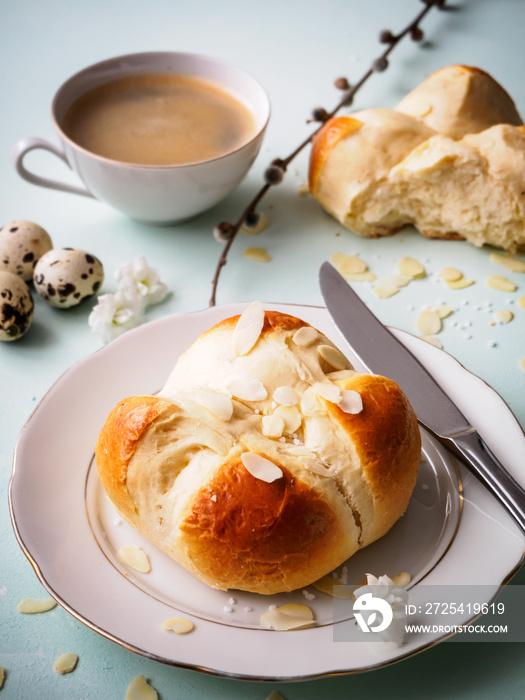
xmin=33 ymin=248 xmax=104 ymax=308
xmin=0 ymin=271 xmax=34 ymax=341
xmin=0 ymin=221 xmax=53 ymax=282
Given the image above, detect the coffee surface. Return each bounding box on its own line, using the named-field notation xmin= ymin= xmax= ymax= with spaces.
xmin=61 ymin=73 xmax=255 ymax=166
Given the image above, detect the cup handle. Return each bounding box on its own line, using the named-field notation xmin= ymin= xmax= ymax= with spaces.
xmin=11 ymin=137 xmax=95 ymax=198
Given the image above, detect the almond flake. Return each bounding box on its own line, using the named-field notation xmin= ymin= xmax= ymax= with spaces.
xmin=125 ymin=675 xmax=158 ymax=700
xmin=162 ymin=617 xmax=194 ymax=634
xmin=518 ymin=297 xmax=525 ymax=309
xmin=489 ymin=253 xmax=525 ymax=274
xmin=262 ymin=414 xmax=285 ymax=439
xmin=17 ymin=598 xmax=57 ymax=614
xmin=243 ymin=247 xmax=271 ymax=263
xmin=0 ymin=667 xmax=4 ymax=689
xmin=227 ymin=378 xmax=267 ymax=401
xmin=372 ymin=276 xmax=401 ymax=299
xmin=493 ymin=310 xmax=514 ymax=324
xmin=446 ymin=277 xmax=475 ymax=290
xmin=432 ymin=304 xmax=452 ymax=319
xmin=417 ymin=310 xmax=442 ymax=336
xmin=273 ymin=386 xmax=300 ymax=406
xmin=273 ymin=405 xmax=302 ymax=434
xmin=259 ymin=604 xmax=314 ymax=630
xmin=420 ymin=335 xmax=443 ymax=349
xmin=440 ymin=267 xmax=463 ymax=283
xmin=392 ymin=572 xmax=411 ymax=586
xmin=398 ymin=256 xmax=425 ymax=279
xmin=288 ymin=445 xmax=315 ymax=457
xmin=312 ymin=382 xmax=341 ymax=404
xmin=339 ymin=389 xmax=363 ymax=414
xmin=54 ymin=653 xmax=78 ymax=675
xmin=266 ymin=692 xmax=287 ymax=700
xmin=317 ymin=344 xmax=348 ymax=370
xmin=326 ymin=369 xmax=357 ymax=381
xmin=193 ymin=389 xmax=233 ymax=421
xmin=118 ymin=546 xmax=151 ymax=573
xmin=343 ymin=271 xmax=377 ymax=282
xmin=521 ymin=358 xmax=525 ymax=372
xmin=400 ymin=97 xmax=432 ymax=118
xmin=241 ymin=453 xmax=283 ymax=483
xmin=487 ymin=275 xmax=517 ymax=292
xmin=241 ymin=212 xmax=268 ymax=235
xmin=292 ymin=326 xmax=318 ymax=346
xmin=312 ymin=575 xmax=354 ymax=599
xmin=331 ymin=252 xmax=367 ymax=275
xmin=233 ymin=301 xmax=265 ymax=356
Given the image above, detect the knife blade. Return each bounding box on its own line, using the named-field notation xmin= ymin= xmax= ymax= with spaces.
xmin=319 ymin=261 xmax=525 ymax=535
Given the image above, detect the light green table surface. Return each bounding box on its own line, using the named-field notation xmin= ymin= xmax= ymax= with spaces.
xmin=1 ymin=0 xmax=524 ymax=698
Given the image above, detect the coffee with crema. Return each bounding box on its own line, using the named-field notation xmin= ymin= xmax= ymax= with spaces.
xmin=60 ymin=73 xmax=255 ymax=166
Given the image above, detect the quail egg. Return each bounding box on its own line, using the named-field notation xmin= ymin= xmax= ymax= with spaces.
xmin=0 ymin=271 xmax=34 ymax=341
xmin=0 ymin=221 xmax=53 ymax=282
xmin=33 ymin=248 xmax=104 ymax=308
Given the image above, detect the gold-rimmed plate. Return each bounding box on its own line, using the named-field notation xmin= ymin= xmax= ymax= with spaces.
xmin=9 ymin=303 xmax=525 ymax=680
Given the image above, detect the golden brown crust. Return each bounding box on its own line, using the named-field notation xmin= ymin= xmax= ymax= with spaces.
xmin=309 ymin=116 xmax=363 ymax=195
xmin=180 ymin=456 xmax=345 ymax=593
xmin=95 ymin=395 xmax=177 ymax=521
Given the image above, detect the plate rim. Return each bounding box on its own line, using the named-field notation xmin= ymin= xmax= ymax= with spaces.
xmin=8 ymin=302 xmax=525 ymax=681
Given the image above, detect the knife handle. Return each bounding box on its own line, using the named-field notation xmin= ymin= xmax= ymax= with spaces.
xmin=446 ymin=431 xmax=525 ymax=536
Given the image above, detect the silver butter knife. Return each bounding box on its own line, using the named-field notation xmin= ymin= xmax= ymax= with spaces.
xmin=319 ymin=261 xmax=525 ymax=535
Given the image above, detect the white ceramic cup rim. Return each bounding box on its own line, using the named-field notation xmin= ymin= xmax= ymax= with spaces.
xmin=50 ymin=51 xmax=271 ymax=170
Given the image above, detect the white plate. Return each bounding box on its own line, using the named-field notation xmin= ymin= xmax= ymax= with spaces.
xmin=9 ymin=303 xmax=525 ymax=680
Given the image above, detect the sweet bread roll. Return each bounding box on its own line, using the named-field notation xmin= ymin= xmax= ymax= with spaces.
xmin=309 ymin=65 xmax=525 ymax=251
xmin=395 ymin=65 xmax=523 ymax=139
xmin=96 ymin=305 xmax=421 ymax=594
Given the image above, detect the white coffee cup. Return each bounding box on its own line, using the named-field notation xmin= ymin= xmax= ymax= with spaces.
xmin=12 ymin=52 xmax=270 ymax=225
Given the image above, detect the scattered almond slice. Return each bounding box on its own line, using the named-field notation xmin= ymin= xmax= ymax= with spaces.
xmin=392 ymin=572 xmax=412 ymax=586
xmin=273 ymin=405 xmax=302 ymax=434
xmin=493 ymin=310 xmax=514 ymax=324
xmin=518 ymin=297 xmax=525 ymax=309
xmin=233 ymin=301 xmax=265 ymax=356
xmin=487 ymin=275 xmax=517 ymax=292
xmin=0 ymin=667 xmax=4 ymax=689
xmin=241 ymin=453 xmax=283 ymax=483
xmin=372 ymin=276 xmax=402 ymax=299
xmin=440 ymin=267 xmax=463 ymax=283
xmin=292 ymin=326 xmax=318 ymax=347
xmin=416 ymin=310 xmax=442 ymax=336
xmin=339 ymin=389 xmax=363 ymax=414
xmin=317 ymin=344 xmax=348 ymax=370
xmin=398 ymin=256 xmax=425 ymax=279
xmin=266 ymin=692 xmax=286 ymax=700
xmin=312 ymin=575 xmax=354 ymax=599
xmin=193 ymin=389 xmax=233 ymax=421
xmin=344 ymin=271 xmax=377 ymax=282
xmin=432 ymin=304 xmax=452 ymax=319
xmin=125 ymin=675 xmax=158 ymax=700
xmin=327 ymin=369 xmax=357 ymax=381
xmin=273 ymin=386 xmax=300 ymax=406
xmin=420 ymin=335 xmax=443 ymax=349
xmin=446 ymin=277 xmax=475 ymax=290
xmin=119 ymin=547 xmax=151 ymax=573
xmin=162 ymin=617 xmax=194 ymax=634
xmin=312 ymin=382 xmax=341 ymax=404
xmin=17 ymin=598 xmax=57 ymax=614
xmin=241 ymin=212 xmax=268 ymax=235
xmin=227 ymin=378 xmax=267 ymax=401
xmin=54 ymin=653 xmax=78 ymax=675
xmin=288 ymin=446 xmax=315 ymax=458
xmin=244 ymin=247 xmax=271 ymax=262
xmin=262 ymin=414 xmax=285 ymax=439
xmin=259 ymin=604 xmax=314 ymax=630
xmin=331 ymin=252 xmax=367 ymax=275
xmin=489 ymin=253 xmax=525 ymax=274
xmin=399 ymin=97 xmax=432 ymax=118
xmin=521 ymin=359 xmax=525 ymax=372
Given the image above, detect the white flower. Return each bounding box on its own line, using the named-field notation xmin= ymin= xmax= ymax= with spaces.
xmin=88 ymin=290 xmax=143 ymax=343
xmin=115 ymin=255 xmax=168 ymax=309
